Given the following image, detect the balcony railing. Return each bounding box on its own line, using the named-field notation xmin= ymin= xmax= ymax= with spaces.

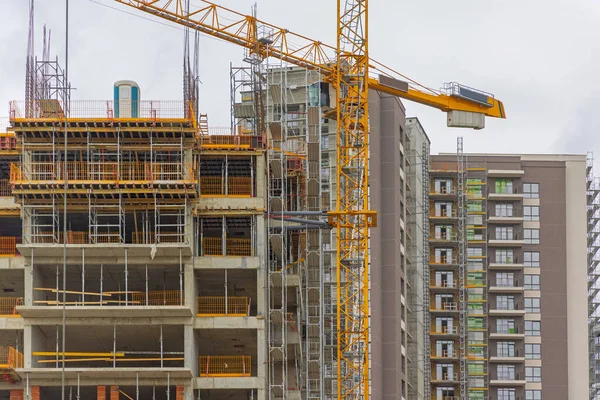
xmin=10 ymin=100 xmax=191 ymax=120
xmin=432 ymin=372 xmax=459 ymax=382
xmin=488 ymin=208 xmax=523 ymax=218
xmin=0 ymin=237 xmax=21 ymax=256
xmin=201 ymin=237 xmax=252 ymax=257
xmin=0 ymin=297 xmax=23 ymax=315
xmin=430 ymin=232 xmax=457 ymax=241
xmin=198 ymin=134 xmax=265 ymax=150
xmin=196 ymin=296 xmax=250 ymax=316
xmin=488 ymin=232 xmax=523 ymax=241
xmin=199 ymin=176 xmax=253 ymax=197
xmin=10 ymin=161 xmax=195 ymax=183
xmin=198 ymin=355 xmax=251 ymax=377
xmin=489 ymin=255 xmax=521 ymax=264
xmin=430 ymin=256 xmax=458 ymax=265
xmin=432 ymin=350 xmax=458 ymax=358
xmin=488 ymin=185 xmax=523 ymax=195
xmin=430 ymin=280 xmax=458 ymax=289
xmin=430 ymin=186 xmax=455 ymax=195
xmin=0 ymin=346 xmax=24 ymax=369
xmin=28 ymin=231 xmax=185 ymax=245
xmin=430 ymin=208 xmax=456 ymax=218
xmin=0 ymin=179 xmax=11 ymax=196
xmin=431 ymin=326 xmax=459 ymax=335
xmin=430 ymin=302 xmax=458 ymax=311
xmin=130 ymin=290 xmax=182 ymax=306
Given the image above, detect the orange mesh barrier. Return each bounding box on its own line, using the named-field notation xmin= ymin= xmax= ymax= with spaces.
xmin=200 ymin=176 xmax=252 ymax=196
xmin=198 ymin=356 xmax=251 ymax=377
xmin=0 ymin=298 xmax=23 ymax=315
xmin=196 ymin=297 xmax=249 ymax=316
xmin=0 ymin=179 xmax=11 ymax=196
xmin=131 ymin=290 xmax=183 ymax=306
xmin=0 ymin=347 xmax=24 ymax=369
xmin=0 ymin=237 xmax=20 ymax=256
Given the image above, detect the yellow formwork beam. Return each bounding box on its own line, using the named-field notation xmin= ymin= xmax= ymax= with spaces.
xmin=33 ymin=352 xmax=125 ymax=357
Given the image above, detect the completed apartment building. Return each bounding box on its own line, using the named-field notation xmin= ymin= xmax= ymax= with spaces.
xmin=428 ymin=152 xmax=589 ymax=400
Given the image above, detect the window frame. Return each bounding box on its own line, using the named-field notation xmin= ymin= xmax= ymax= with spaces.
xmin=524 ymin=228 xmax=540 ymax=244
xmin=525 ymin=320 xmax=541 ymax=336
xmin=525 ymin=343 xmax=541 ymax=359
xmin=524 ymin=205 xmax=540 ymax=221
xmin=523 ymin=182 xmax=539 ymax=198
xmin=495 ymin=249 xmax=514 ymax=264
xmin=525 ymin=366 xmax=542 ymax=382
xmin=524 ymin=251 xmax=540 ymax=267
xmin=525 ymin=297 xmax=541 ymax=313
xmin=526 ymin=390 xmax=542 ymax=400
xmin=497 ymin=388 xmax=516 ymax=400
xmin=497 ymin=364 xmax=516 ymax=380
xmin=524 ymin=274 xmax=541 ymax=290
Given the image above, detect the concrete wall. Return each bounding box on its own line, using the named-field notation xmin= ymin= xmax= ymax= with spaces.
xmin=369 ymin=91 xmax=408 ymax=400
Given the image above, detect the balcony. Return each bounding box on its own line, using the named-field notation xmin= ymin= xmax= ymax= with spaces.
xmin=488 ymin=169 xmax=524 ymax=178
xmin=198 ymin=356 xmax=252 ymax=377
xmin=431 ymin=349 xmax=459 ymax=360
xmin=488 ymin=232 xmax=524 ymax=247
xmin=489 ymin=279 xmax=525 ymax=293
xmin=429 ymin=232 xmax=458 ymax=244
xmin=430 ymin=326 xmax=459 ymax=336
xmin=430 ymin=302 xmax=458 ymax=314
xmin=431 ymin=373 xmax=460 ymax=383
xmin=429 ymin=186 xmax=456 ymax=198
xmin=429 ymin=208 xmax=457 ymax=221
xmin=488 ymin=185 xmax=524 ymax=200
xmin=430 ymin=256 xmax=459 ymax=267
xmin=488 ymin=208 xmax=524 ymax=224
xmin=196 ymin=296 xmax=250 ymax=317
xmin=489 ymin=327 xmax=525 ymax=340
xmin=489 ymin=350 xmax=525 ymax=363
xmin=430 ymin=280 xmax=458 ymax=291
xmin=489 ymin=304 xmax=526 ymax=317
xmin=489 ymin=255 xmax=523 ymax=270
xmin=489 ymin=372 xmax=526 ymax=386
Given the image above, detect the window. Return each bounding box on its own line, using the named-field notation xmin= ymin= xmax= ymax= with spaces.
xmin=524 ymin=275 xmax=541 ymax=290
xmin=524 ymin=228 xmax=540 ymax=244
xmin=496 ymin=272 xmax=514 ymax=287
xmin=525 ymin=320 xmax=541 ymax=336
xmin=498 ymin=388 xmax=516 ymax=400
xmin=524 ymin=205 xmax=540 ymax=221
xmin=524 ymin=182 xmax=540 ymax=198
xmin=525 ymin=297 xmax=541 ymax=313
xmin=497 ymin=365 xmax=515 ymax=380
xmin=524 ymin=251 xmax=540 ymax=267
xmin=496 ymin=249 xmax=514 ymax=264
xmin=526 ymin=390 xmax=542 ymax=400
xmin=495 ymin=203 xmax=513 ymax=217
xmin=497 ymin=319 xmax=516 ymax=334
xmin=496 ymin=226 xmax=514 ymax=240
xmin=497 ymin=341 xmax=515 ymax=357
xmin=468 ymin=214 xmax=483 ymax=226
xmin=526 ymin=366 xmax=541 ymax=382
xmin=496 ymin=295 xmax=515 ymax=310
xmin=525 ymin=343 xmax=541 ymax=359
xmin=495 ymin=179 xmax=514 ymax=194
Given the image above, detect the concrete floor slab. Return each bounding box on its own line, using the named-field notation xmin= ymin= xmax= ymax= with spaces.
xmin=196 ymin=197 xmax=264 ymax=211
xmin=194 ymin=257 xmax=259 ymax=269
xmin=194 ymin=377 xmax=263 ymax=390
xmin=0 ymin=368 xmax=193 ymax=389
xmin=0 ymin=257 xmax=24 ymax=270
xmin=193 ymin=316 xmax=263 ymax=329
xmin=17 ymin=306 xmax=193 ymax=320
xmin=17 ymin=244 xmax=193 ymax=258
xmin=0 ymin=317 xmax=23 ymax=330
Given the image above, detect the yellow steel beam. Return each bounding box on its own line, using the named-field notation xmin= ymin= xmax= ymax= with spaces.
xmin=33 ymin=352 xmax=125 ymax=357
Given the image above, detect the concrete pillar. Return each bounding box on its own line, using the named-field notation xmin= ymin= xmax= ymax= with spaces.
xmin=175 ymin=385 xmax=184 ymax=400
xmin=110 ymin=386 xmax=119 ymax=400
xmin=183 ymin=325 xmax=197 ymax=376
xmin=9 ymin=390 xmax=23 ymax=400
xmin=255 ymin=155 xmax=266 ymax=197
xmin=255 ymin=215 xmax=265 ymax=317
xmin=256 ymin=320 xmax=267 ymax=390
xmin=184 ymin=262 xmax=195 ymax=312
xmin=30 ymin=386 xmax=40 ymax=400
xmin=97 ymin=386 xmax=106 ymax=400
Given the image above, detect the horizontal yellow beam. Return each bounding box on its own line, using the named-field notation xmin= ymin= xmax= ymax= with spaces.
xmin=33 ymin=352 xmax=125 ymax=357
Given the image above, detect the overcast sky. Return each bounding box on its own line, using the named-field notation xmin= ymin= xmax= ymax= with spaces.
xmin=1 ymin=0 xmax=600 ymax=164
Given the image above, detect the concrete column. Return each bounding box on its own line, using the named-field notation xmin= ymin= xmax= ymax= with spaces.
xmin=256 ymin=320 xmax=267 ymax=390
xmin=109 ymin=386 xmax=119 ymax=400
xmin=183 ymin=325 xmax=197 ymax=376
xmin=97 ymin=386 xmax=106 ymax=400
xmin=255 ymin=216 xmax=265 ymax=317
xmin=255 ymin=154 xmax=266 ymax=197
xmin=9 ymin=390 xmax=23 ymax=400
xmin=184 ymin=262 xmax=195 ymax=312
xmin=23 ymin=325 xmax=44 ymax=368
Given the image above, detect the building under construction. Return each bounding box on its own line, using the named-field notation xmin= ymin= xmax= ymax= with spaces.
xmin=0 ymin=28 xmax=433 ymax=399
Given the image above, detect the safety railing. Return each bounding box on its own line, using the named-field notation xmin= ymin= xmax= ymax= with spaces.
xmin=0 ymin=134 xmax=16 ymax=151
xmin=0 ymin=346 xmax=24 ymax=369
xmin=201 ymin=237 xmax=252 ymax=257
xmin=0 ymin=237 xmax=21 ymax=256
xmin=430 ymin=302 xmax=458 ymax=312
xmin=429 ymin=232 xmax=458 ymax=241
xmin=429 ymin=208 xmax=456 ymax=218
xmin=10 ymin=100 xmax=190 ymax=120
xmin=431 ymin=373 xmax=459 ymax=382
xmin=429 ymin=256 xmax=458 ymax=265
xmin=131 ymin=231 xmax=186 ymax=244
xmin=431 ymin=326 xmax=459 ymax=335
xmin=432 ymin=349 xmax=458 ymax=358
xmin=429 ymin=280 xmax=458 ymax=289
xmin=30 ymin=231 xmax=88 ymax=244
xmin=429 ymin=185 xmax=455 ymax=195
xmin=196 ymin=296 xmax=250 ymax=316
xmin=10 ymin=161 xmax=194 ymax=183
xmin=199 ymin=176 xmax=253 ymax=197
xmin=198 ymin=355 xmax=251 ymax=377
xmin=198 ymin=134 xmax=264 ymax=150
xmin=0 ymin=298 xmax=23 ymax=315
xmin=130 ymin=290 xmax=182 ymax=306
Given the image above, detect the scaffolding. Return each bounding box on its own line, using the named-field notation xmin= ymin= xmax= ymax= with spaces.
xmin=421 ymin=141 xmax=431 ymax=400
xmin=457 ymin=137 xmax=468 ymax=398
xmin=588 ymin=153 xmax=600 ymax=400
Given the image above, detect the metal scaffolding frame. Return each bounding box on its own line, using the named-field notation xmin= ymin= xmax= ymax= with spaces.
xmin=457 ymin=137 xmax=468 ymax=398
xmin=421 ymin=141 xmax=431 ymax=400
xmin=266 ymin=51 xmax=290 ymax=400
xmin=588 ymin=153 xmax=600 ymax=400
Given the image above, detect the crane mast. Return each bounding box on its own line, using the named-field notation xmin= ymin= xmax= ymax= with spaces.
xmin=332 ymin=1 xmax=372 ymax=398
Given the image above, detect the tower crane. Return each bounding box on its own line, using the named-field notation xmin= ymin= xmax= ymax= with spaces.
xmin=113 ymin=1 xmax=506 ymax=399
